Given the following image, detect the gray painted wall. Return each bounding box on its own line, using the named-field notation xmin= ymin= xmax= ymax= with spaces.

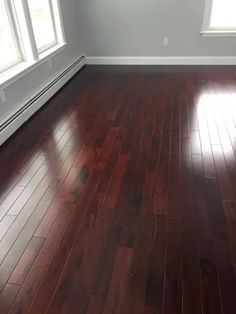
xmin=77 ymin=0 xmax=236 ymax=56
xmin=0 ymin=0 xmax=83 ymax=124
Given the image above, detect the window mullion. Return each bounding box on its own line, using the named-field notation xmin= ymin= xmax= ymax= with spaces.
xmin=48 ymin=0 xmax=58 ymax=43
xmin=21 ymin=0 xmax=38 ymax=61
xmin=51 ymin=0 xmax=65 ymax=44
xmin=202 ymin=0 xmax=213 ymax=31
xmin=4 ymin=0 xmax=23 ymax=61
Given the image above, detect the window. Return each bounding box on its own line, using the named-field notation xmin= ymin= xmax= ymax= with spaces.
xmin=0 ymin=0 xmax=22 ymax=73
xmin=202 ymin=0 xmax=236 ymax=36
xmin=27 ymin=0 xmax=57 ymax=53
xmin=0 ymin=0 xmax=65 ymax=84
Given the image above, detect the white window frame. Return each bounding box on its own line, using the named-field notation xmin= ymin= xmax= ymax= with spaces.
xmin=0 ymin=0 xmax=23 ymax=73
xmin=0 ymin=0 xmax=66 ymax=89
xmin=27 ymin=0 xmax=59 ymax=54
xmin=201 ymin=0 xmax=236 ymax=37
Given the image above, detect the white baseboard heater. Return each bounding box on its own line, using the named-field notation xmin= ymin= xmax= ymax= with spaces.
xmin=0 ymin=55 xmax=86 ymax=146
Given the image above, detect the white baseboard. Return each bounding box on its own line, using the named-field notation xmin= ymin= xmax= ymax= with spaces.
xmin=87 ymin=56 xmax=236 ymax=65
xmin=0 ymin=55 xmax=86 ymax=146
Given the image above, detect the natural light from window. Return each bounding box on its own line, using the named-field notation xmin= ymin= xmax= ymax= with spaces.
xmin=28 ymin=0 xmax=57 ymax=53
xmin=0 ymin=0 xmax=20 ymax=73
xmin=210 ymin=0 xmax=236 ymax=29
xmin=0 ymin=0 xmax=65 ymax=86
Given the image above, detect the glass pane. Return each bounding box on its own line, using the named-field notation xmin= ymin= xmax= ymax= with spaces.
xmin=0 ymin=0 xmax=20 ymax=73
xmin=210 ymin=0 xmax=236 ymax=28
xmin=28 ymin=0 xmax=56 ymax=51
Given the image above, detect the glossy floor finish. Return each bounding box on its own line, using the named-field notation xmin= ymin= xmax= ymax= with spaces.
xmin=1 ymin=66 xmax=236 ymax=313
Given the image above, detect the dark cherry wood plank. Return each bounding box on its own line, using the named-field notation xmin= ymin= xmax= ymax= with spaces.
xmin=8 ymin=237 xmax=44 ymax=285
xmin=0 ymin=65 xmax=235 ymax=313
xmin=0 ymin=284 xmax=21 ymax=314
xmin=9 ymin=202 xmax=77 ymax=314
xmin=103 ymin=247 xmax=133 ymax=314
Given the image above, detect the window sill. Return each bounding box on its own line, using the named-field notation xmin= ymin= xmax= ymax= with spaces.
xmin=0 ymin=43 xmax=66 ymax=90
xmin=201 ymin=30 xmax=236 ymax=37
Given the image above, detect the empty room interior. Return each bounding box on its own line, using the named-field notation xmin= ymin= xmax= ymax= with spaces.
xmin=1 ymin=0 xmax=236 ymax=313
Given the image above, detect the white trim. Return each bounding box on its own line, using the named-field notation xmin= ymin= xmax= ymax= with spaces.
xmin=0 ymin=55 xmax=86 ymax=146
xmin=202 ymin=0 xmax=213 ymax=33
xmin=5 ymin=0 xmax=23 ymax=62
xmin=87 ymin=56 xmax=236 ymax=65
xmin=12 ymin=0 xmax=37 ymax=62
xmin=201 ymin=30 xmax=236 ymax=37
xmin=52 ymin=0 xmax=65 ymax=44
xmin=0 ymin=0 xmax=23 ymax=74
xmin=21 ymin=0 xmax=38 ymax=60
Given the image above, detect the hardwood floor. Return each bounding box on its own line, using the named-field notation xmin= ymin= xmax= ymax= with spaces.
xmin=0 ymin=65 xmax=236 ymax=313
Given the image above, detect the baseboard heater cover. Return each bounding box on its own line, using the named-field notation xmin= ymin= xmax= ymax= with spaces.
xmin=0 ymin=55 xmax=86 ymax=146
